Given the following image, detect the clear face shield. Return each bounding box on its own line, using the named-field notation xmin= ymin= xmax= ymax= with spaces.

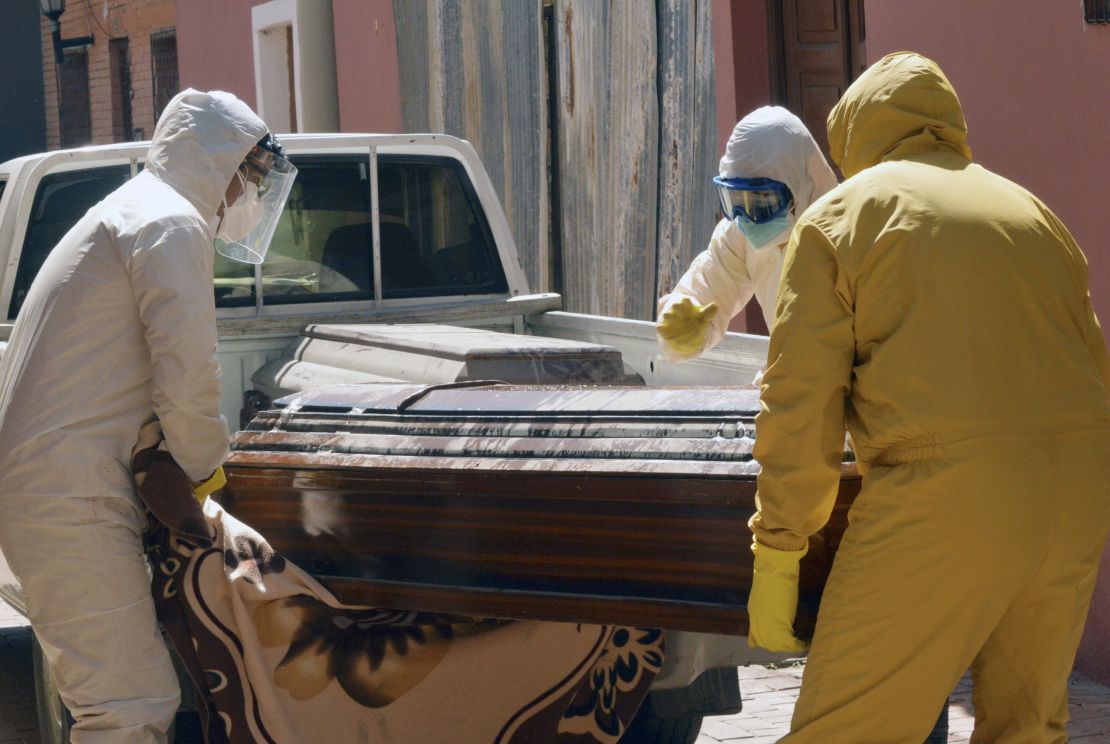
xmin=215 ymin=137 xmax=298 ymax=265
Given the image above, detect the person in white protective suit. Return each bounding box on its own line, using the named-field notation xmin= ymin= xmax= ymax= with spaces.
xmin=656 ymin=107 xmax=838 ymax=361
xmin=0 ymin=89 xmax=296 ymax=743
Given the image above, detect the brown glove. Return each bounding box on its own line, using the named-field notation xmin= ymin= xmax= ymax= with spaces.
xmin=131 ymin=420 xmax=213 ymax=548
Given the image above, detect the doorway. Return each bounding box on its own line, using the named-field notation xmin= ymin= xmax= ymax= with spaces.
xmin=768 ymin=0 xmax=866 ymax=168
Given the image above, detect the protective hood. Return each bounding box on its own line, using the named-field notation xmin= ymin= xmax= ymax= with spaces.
xmin=145 ymin=89 xmax=269 ymax=230
xmin=827 ymin=52 xmax=973 ymax=179
xmin=719 ymin=106 xmax=838 ymax=219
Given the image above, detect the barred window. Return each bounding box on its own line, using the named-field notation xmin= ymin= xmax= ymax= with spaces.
xmin=58 ymin=49 xmax=91 ymax=148
xmin=109 ymin=37 xmax=133 ymax=142
xmin=1086 ymin=0 xmax=1110 ymax=23
xmin=150 ymin=29 xmax=179 ymax=122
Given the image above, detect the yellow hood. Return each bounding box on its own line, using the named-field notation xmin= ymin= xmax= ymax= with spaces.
xmin=827 ymin=52 xmax=972 ymax=178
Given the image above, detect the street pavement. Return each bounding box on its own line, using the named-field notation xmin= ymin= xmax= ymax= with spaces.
xmin=699 ymin=663 xmax=1110 ymax=743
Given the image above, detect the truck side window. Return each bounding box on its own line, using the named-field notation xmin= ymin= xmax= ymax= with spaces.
xmin=254 ymin=156 xmax=374 ymax=306
xmin=252 ymin=154 xmax=508 ymax=307
xmin=377 ymin=156 xmax=507 ymax=299
xmin=9 ymin=166 xmax=130 ymax=319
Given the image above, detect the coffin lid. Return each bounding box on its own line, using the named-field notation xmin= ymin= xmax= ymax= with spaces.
xmin=271 ymin=381 xmax=762 ymax=416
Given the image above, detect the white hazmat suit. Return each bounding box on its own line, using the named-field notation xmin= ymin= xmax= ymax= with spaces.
xmin=658 ymin=107 xmax=838 ymax=359
xmin=0 ymin=89 xmax=268 ymax=743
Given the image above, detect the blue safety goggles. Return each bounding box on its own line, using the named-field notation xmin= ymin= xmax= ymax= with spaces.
xmin=712 ymin=176 xmax=794 ymax=225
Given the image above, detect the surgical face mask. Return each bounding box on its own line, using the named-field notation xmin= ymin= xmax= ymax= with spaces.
xmin=735 ymin=210 xmax=794 ymax=249
xmin=217 ymin=171 xmax=264 ymax=243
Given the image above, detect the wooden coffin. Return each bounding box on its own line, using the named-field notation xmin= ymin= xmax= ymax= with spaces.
xmin=222 ymin=382 xmax=857 ymax=636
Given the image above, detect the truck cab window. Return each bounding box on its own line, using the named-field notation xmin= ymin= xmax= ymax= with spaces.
xmin=9 ymin=166 xmax=130 ymax=319
xmin=253 ymin=157 xmax=374 ymax=306
xmin=244 ymin=154 xmax=508 ymax=308
xmin=377 ymin=156 xmax=507 ymax=299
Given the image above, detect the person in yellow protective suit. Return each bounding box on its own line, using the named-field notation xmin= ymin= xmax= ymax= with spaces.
xmin=748 ymin=51 xmax=1110 ymax=743
xmin=656 ymin=107 xmax=838 ymax=360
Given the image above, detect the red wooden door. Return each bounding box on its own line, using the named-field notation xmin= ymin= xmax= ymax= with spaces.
xmin=770 ymin=0 xmax=866 ymax=170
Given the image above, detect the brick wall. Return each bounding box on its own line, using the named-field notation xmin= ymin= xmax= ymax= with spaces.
xmin=42 ymin=0 xmax=177 ymax=150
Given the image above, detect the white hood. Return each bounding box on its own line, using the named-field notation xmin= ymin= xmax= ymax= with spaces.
xmin=145 ymin=89 xmax=269 ymax=229
xmin=658 ymin=107 xmax=840 ymax=360
xmin=719 ymin=106 xmax=837 ymax=219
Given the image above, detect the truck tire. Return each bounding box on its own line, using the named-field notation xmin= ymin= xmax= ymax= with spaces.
xmin=923 ymin=700 xmax=949 ymax=743
xmin=31 ymin=634 xmax=73 ymax=744
xmin=620 ymin=694 xmax=702 ymax=744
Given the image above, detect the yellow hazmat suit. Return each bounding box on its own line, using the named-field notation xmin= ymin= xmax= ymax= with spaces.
xmin=750 ymin=52 xmax=1110 ymax=742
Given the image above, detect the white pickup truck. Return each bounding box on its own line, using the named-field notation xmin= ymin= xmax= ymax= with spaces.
xmin=0 ymin=134 xmax=818 ymax=744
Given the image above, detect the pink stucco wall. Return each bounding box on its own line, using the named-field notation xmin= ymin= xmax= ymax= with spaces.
xmin=175 ymin=0 xmax=258 ymax=108
xmin=176 ymin=0 xmax=402 ymax=134
xmin=865 ymin=0 xmax=1110 ymax=685
xmin=331 ymin=0 xmax=402 ymax=133
xmin=714 ymin=0 xmax=775 ymax=335
xmin=712 ymin=0 xmax=739 ymax=159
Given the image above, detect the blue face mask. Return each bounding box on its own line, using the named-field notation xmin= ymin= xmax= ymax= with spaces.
xmin=735 ymin=211 xmax=793 ymax=249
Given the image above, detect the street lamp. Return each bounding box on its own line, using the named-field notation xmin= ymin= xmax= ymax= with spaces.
xmin=40 ymin=0 xmax=95 ymax=67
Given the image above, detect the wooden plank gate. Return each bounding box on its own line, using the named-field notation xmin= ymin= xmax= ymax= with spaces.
xmin=393 ymin=0 xmax=719 ymax=322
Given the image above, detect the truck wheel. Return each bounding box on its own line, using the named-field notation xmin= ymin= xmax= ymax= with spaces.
xmin=31 ymin=634 xmax=73 ymax=744
xmin=620 ymin=693 xmax=702 ymax=744
xmin=923 ymin=700 xmax=949 ymax=743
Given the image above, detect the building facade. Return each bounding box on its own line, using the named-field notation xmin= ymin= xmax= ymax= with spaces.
xmin=175 ymin=0 xmax=401 ymax=136
xmin=864 ymin=0 xmax=1110 ymax=687
xmin=40 ymin=0 xmax=179 ymax=149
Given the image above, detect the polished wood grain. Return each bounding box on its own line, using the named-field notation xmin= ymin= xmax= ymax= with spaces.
xmin=221 ymin=455 xmax=859 ymax=635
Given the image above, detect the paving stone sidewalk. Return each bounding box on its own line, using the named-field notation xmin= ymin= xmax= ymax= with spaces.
xmin=698 ymin=662 xmax=1110 ymax=743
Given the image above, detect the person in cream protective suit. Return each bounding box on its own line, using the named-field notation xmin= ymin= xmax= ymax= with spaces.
xmin=0 ymin=89 xmax=294 ymax=743
xmin=656 ymin=106 xmax=838 ymax=361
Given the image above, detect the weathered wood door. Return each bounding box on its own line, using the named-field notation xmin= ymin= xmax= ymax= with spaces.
xmin=392 ymin=0 xmax=718 ymax=320
xmin=552 ymin=0 xmax=717 ymax=319
xmin=392 ymin=1 xmax=552 ymax=295
xmin=770 ymin=0 xmax=866 ymax=166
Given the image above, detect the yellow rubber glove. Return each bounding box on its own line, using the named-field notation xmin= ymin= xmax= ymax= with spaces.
xmin=192 ymin=466 xmax=226 ymax=503
xmin=747 ymin=541 xmax=808 ymax=653
xmin=657 ymin=297 xmax=719 ymax=357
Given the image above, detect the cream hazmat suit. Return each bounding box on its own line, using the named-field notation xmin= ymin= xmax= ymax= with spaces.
xmin=750 ymin=52 xmax=1110 ymax=742
xmin=657 ymin=107 xmax=838 ymax=359
xmin=0 ymin=90 xmax=267 ymax=743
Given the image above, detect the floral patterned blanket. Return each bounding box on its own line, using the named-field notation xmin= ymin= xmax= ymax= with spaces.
xmin=132 ymin=433 xmax=661 ymax=743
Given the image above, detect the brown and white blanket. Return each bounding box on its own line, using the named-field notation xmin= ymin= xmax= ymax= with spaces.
xmin=132 ymin=433 xmax=661 ymax=743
